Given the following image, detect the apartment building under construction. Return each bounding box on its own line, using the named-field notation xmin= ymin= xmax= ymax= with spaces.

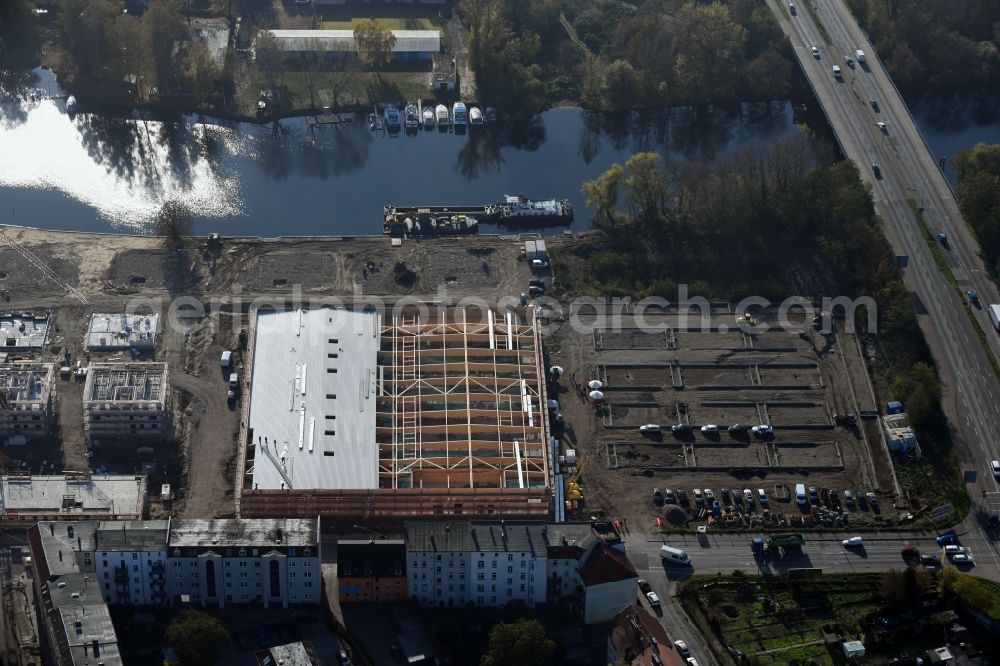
xmin=0 ymin=363 xmax=56 ymax=441
xmin=82 ymin=363 xmax=171 ymax=439
xmin=237 ymin=304 xmax=551 ymax=523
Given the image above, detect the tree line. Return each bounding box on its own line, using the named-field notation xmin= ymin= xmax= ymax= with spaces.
xmin=847 ymin=0 xmax=1000 ymax=99
xmin=48 ymin=0 xmax=225 ymax=105
xmin=460 ymin=0 xmax=800 ymax=115
xmin=955 ymin=143 xmax=1000 ymax=275
xmin=568 ymin=135 xmax=950 ymax=458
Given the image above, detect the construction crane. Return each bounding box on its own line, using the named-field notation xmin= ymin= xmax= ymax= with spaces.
xmin=0 ymin=226 xmax=89 ymax=303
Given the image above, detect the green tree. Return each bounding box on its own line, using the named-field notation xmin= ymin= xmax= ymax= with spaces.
xmin=165 ymin=611 xmax=229 ymax=666
xmin=582 ymin=162 xmax=624 ymax=226
xmin=672 ymin=2 xmax=747 ymax=101
xmin=353 ymin=19 xmax=396 ymax=69
xmin=143 ymin=0 xmax=187 ymax=91
xmin=186 ymin=41 xmax=220 ymax=102
xmin=624 ymin=152 xmax=671 ymax=230
xmin=154 ymin=200 xmax=194 ymax=248
xmin=480 ymin=619 xmax=554 ymax=666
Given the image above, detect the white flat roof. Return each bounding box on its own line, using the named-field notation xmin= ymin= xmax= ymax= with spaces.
xmin=0 ymin=313 xmax=49 ymax=349
xmin=249 ymin=309 xmax=381 ymax=490
xmin=0 ymin=474 xmax=145 ymax=516
xmin=85 ymin=313 xmax=160 ymax=350
xmin=263 ymin=29 xmax=440 ymax=53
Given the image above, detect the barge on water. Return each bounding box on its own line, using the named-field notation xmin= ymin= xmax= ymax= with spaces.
xmin=385 ymin=212 xmax=479 ymax=238
xmin=383 ymin=195 xmax=573 ymax=235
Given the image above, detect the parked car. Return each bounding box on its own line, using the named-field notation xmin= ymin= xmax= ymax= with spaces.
xmin=751 ymin=424 xmax=774 ymax=437
xmin=677 ymin=488 xmax=688 ymax=503
xmin=944 ymin=545 xmax=966 ymax=557
xmin=701 ymin=424 xmax=719 ymax=434
xmin=921 ymin=554 xmax=941 ymax=567
xmin=936 ymin=532 xmax=959 ymax=546
xmin=992 ymin=459 xmax=1000 ymax=478
xmin=757 ymin=489 xmax=768 ymax=505
xmin=743 ymin=489 xmax=754 ymax=504
xmin=728 ymin=424 xmax=749 ymax=432
xmin=843 ymin=490 xmax=855 ymax=508
xmin=664 ymin=488 xmax=676 ymax=504
xmin=653 ymin=488 xmax=664 ymax=505
xmin=639 ymin=424 xmax=661 ymax=434
xmin=674 ymin=640 xmax=691 ymax=657
xmin=693 ymin=489 xmax=704 ymax=505
xmin=721 ymin=487 xmax=730 ymax=504
xmin=866 ymin=492 xmax=878 ymax=506
xmin=704 ymin=489 xmax=715 ymax=502
xmin=731 ymin=489 xmax=743 ymax=504
xmin=646 ymin=591 xmax=661 ymax=607
xmin=638 ymin=579 xmax=652 ymax=593
xmin=672 ymin=424 xmax=693 ymax=433
xmin=809 ymin=487 xmax=818 ymax=503
xmin=842 ymin=536 xmax=864 ymax=548
xmin=951 ymin=553 xmax=974 ymax=565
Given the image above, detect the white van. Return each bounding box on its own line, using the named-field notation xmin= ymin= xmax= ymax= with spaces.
xmin=795 ymin=483 xmax=807 ymax=505
xmin=660 ymin=545 xmax=691 ymax=565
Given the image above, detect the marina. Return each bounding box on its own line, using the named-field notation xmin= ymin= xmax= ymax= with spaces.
xmin=383 ymin=195 xmax=574 ymax=235
xmin=304 ymin=112 xmax=354 ymax=126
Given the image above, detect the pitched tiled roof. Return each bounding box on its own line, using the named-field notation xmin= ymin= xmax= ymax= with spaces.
xmin=578 ymin=542 xmax=637 ymax=586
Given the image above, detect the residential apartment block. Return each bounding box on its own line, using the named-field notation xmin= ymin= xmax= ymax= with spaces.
xmin=337 ymin=539 xmax=407 ymax=603
xmin=403 ymin=521 xmax=638 ymax=624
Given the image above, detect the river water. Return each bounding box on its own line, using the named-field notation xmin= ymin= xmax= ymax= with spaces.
xmin=1 ymin=68 xmax=997 ymax=236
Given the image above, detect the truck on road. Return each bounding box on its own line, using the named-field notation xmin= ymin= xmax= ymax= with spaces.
xmin=855 ymin=49 xmax=866 ymax=63
xmin=989 ymin=304 xmax=1000 ymax=332
xmin=752 ymin=533 xmax=805 ymax=557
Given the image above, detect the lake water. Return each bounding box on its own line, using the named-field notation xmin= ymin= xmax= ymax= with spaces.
xmin=2 ymin=68 xmax=997 ymax=236
xmin=0 ymin=69 xmax=797 ymax=235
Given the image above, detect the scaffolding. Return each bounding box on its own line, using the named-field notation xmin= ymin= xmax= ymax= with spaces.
xmin=0 ymin=363 xmax=55 ymax=438
xmin=82 ymin=363 xmax=170 ymax=439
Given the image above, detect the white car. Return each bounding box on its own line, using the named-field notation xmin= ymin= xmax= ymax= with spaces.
xmin=701 ymin=424 xmax=719 ymax=434
xmin=704 ymin=489 xmax=715 ymax=501
xmin=757 ymin=489 xmax=768 ymax=505
xmin=842 ymin=536 xmax=864 ymax=548
xmin=877 ymin=121 xmax=887 ymax=132
xmin=674 ymin=640 xmax=690 ymax=657
xmin=751 ymin=424 xmax=774 ymax=436
xmin=693 ymin=489 xmax=704 ymax=504
xmin=687 ymin=659 xmax=700 ymax=666
xmin=646 ymin=591 xmax=661 ymax=606
xmin=743 ymin=489 xmax=754 ymax=503
xmin=811 ymin=46 xmax=819 ymax=57
xmin=951 ymin=553 xmax=975 ymax=565
xmin=639 ymin=424 xmax=661 ymax=434
xmin=944 ymin=545 xmax=966 ymax=556
xmin=991 ymin=460 xmax=1000 ymax=478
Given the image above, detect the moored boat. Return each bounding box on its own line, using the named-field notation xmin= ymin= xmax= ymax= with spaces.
xmin=384 ymin=105 xmax=401 ymax=132
xmin=452 ymin=102 xmax=467 ymax=128
xmin=404 ymin=103 xmax=419 ymax=131
xmin=498 ymin=195 xmax=573 ymax=224
xmin=435 ymin=104 xmax=450 ymax=128
xmin=422 ymin=106 xmax=435 ymax=128
xmin=66 ymin=95 xmax=77 ymax=114
xmin=469 ymin=105 xmax=483 ymax=125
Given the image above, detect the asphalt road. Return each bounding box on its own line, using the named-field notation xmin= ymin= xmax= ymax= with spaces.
xmin=764 ymin=0 xmax=1000 ymax=500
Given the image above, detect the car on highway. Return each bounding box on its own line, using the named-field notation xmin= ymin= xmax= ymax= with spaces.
xmin=832 ymin=65 xmax=842 ymax=78
xmin=844 ymin=55 xmax=854 ymax=66
xmin=646 ymin=591 xmax=661 ymax=607
xmin=743 ymin=488 xmax=754 ymax=504
xmin=992 ymin=459 xmax=1000 ymax=478
xmin=674 ymin=640 xmax=691 ymax=657
xmin=872 ymin=162 xmax=881 ymax=178
xmin=639 ymin=424 xmax=661 ymax=434
xmin=951 ymin=553 xmax=975 ymax=565
xmin=937 ymin=231 xmax=948 ymax=245
xmin=638 ymin=579 xmax=652 ymax=593
xmin=842 ymin=536 xmax=864 ymax=548
xmin=869 ymin=98 xmax=879 ymax=111
xmin=968 ymin=290 xmax=980 ymax=307
xmin=751 ymin=424 xmax=774 ymax=437
xmin=701 ymin=424 xmax=719 ymax=434
xmin=877 ymin=121 xmax=888 ymax=132
xmin=901 ymin=546 xmax=919 ymax=562
xmin=936 ymin=531 xmax=959 ymax=546
xmin=944 ymin=545 xmax=967 ymax=557
xmin=811 ymin=46 xmax=819 ymax=57
xmin=757 ymin=489 xmax=768 ymax=505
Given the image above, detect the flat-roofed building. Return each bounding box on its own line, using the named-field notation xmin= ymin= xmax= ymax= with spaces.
xmin=237 ymin=304 xmax=551 ymax=523
xmin=82 ymin=363 xmax=170 ymax=439
xmin=0 ymin=311 xmax=50 ymax=350
xmin=84 ymin=313 xmax=160 ymax=351
xmin=1 ymin=473 xmax=147 ymax=521
xmin=0 ymin=362 xmax=56 ymax=441
xmin=258 ymin=29 xmax=440 ymax=62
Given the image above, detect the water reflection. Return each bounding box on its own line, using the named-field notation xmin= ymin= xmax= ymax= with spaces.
xmin=0 ymin=72 xmax=799 ymax=235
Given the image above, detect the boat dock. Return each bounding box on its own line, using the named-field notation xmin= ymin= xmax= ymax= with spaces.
xmin=383 ymin=204 xmax=500 ymax=234
xmin=304 ymin=112 xmax=354 ymax=126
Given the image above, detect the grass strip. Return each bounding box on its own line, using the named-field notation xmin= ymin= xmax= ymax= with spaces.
xmin=804 ymin=1 xmax=832 ymax=44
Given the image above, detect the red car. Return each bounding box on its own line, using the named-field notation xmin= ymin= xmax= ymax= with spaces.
xmin=901 ymin=546 xmax=919 ymax=562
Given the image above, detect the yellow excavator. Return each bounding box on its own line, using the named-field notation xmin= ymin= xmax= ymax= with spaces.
xmin=566 ymin=455 xmax=587 ymax=502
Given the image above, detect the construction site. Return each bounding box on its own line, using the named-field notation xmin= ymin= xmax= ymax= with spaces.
xmin=237 ymin=303 xmax=551 ymax=524
xmin=548 ymin=302 xmax=901 ymax=531
xmin=82 ymin=363 xmax=171 ymax=440
xmin=0 ymin=363 xmax=56 ymax=442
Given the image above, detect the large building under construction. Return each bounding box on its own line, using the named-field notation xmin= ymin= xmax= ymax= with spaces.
xmin=0 ymin=363 xmax=56 ymax=441
xmin=237 ymin=304 xmax=551 ymax=523
xmin=82 ymin=363 xmax=171 ymax=439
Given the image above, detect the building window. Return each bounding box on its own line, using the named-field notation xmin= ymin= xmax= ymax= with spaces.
xmin=269 ymin=560 xmax=280 ymax=597
xmin=508 ymin=554 xmax=513 ymax=562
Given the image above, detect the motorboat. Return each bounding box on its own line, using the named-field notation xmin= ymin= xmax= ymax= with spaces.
xmin=435 ymin=104 xmax=450 ymax=128
xmin=368 ymin=112 xmax=377 ymax=130
xmin=404 ymin=103 xmax=419 ymax=131
xmin=383 ymin=105 xmax=401 ymax=132
xmin=498 ymin=195 xmax=573 ymax=224
xmin=485 ymin=107 xmax=497 ymax=122
xmin=452 ymin=102 xmax=467 ymax=127
xmin=66 ymin=95 xmax=77 ymax=114
xmin=469 ymin=105 xmax=484 ymax=125
xmin=422 ymin=106 xmax=435 ymax=128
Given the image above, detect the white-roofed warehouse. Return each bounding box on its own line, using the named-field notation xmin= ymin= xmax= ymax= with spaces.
xmin=238 ymin=304 xmax=552 ymax=524
xmin=257 ymin=29 xmax=440 ymax=61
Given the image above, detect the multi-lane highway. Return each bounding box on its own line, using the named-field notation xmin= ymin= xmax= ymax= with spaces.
xmin=763 ymin=0 xmax=1000 ymax=497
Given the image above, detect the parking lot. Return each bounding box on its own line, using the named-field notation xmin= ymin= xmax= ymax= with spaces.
xmin=548 ymin=303 xmax=898 ymax=532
